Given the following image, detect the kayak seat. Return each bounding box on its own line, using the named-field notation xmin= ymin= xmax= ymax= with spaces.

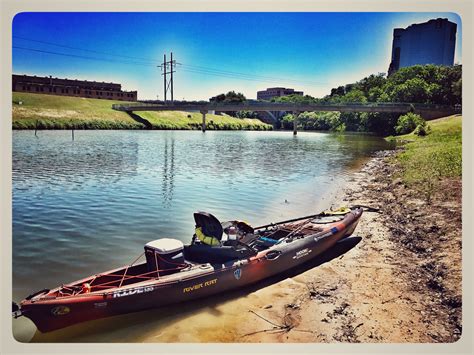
xmin=193 ymin=212 xmax=223 ymax=246
xmin=183 ymin=243 xmax=255 ymax=264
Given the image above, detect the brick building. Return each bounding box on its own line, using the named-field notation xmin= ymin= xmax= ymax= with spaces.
xmin=12 ymin=74 xmax=137 ymax=101
xmin=257 ymin=87 xmax=304 ymax=101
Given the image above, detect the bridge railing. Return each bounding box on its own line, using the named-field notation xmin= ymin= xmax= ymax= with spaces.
xmin=112 ymin=101 xmax=456 ymax=111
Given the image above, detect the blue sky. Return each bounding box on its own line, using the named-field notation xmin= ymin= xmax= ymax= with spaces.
xmin=12 ymin=12 xmax=462 ymax=100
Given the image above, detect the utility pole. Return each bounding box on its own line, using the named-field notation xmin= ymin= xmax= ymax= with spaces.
xmin=159 ymin=52 xmax=178 ymax=103
xmin=163 ymin=54 xmax=167 ymax=102
xmin=170 ymin=52 xmax=174 ymax=102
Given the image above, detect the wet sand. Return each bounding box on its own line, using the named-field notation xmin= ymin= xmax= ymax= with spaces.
xmin=26 ymin=149 xmax=462 ymax=343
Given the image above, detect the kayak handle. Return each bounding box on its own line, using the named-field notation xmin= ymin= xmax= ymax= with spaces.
xmin=25 ymin=288 xmax=50 ymax=300
xmin=12 ymin=302 xmax=22 ymax=318
xmin=265 ymin=250 xmax=282 ymax=261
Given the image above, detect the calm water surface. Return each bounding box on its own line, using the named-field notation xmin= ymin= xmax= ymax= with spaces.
xmin=12 ymin=130 xmax=393 ymax=340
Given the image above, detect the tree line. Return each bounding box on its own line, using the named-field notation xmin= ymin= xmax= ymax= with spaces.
xmin=273 ymin=64 xmax=461 ymax=135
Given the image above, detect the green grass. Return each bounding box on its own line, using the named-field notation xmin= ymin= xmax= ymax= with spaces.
xmin=12 ymin=92 xmax=272 ymax=130
xmin=139 ymin=111 xmax=272 ymax=130
xmin=12 ymin=92 xmax=143 ymax=129
xmin=391 ymin=115 xmax=462 ymax=202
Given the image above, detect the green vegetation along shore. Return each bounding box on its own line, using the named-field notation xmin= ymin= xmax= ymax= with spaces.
xmin=391 ymin=114 xmax=461 ymax=203
xmin=275 ymin=64 xmax=461 ymax=135
xmin=12 ymin=92 xmax=272 ymax=130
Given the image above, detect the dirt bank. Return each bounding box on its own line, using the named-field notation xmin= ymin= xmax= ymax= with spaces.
xmin=235 ymin=149 xmax=462 ymax=343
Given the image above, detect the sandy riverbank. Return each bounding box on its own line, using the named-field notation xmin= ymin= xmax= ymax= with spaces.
xmin=235 ymin=149 xmax=462 ymax=343
xmin=28 ymin=148 xmax=461 ymax=343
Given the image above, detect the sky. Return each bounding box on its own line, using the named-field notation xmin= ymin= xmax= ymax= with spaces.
xmin=12 ymin=12 xmax=462 ymax=101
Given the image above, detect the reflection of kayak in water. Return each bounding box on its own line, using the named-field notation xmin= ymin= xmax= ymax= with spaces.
xmin=13 ymin=206 xmax=364 ymax=333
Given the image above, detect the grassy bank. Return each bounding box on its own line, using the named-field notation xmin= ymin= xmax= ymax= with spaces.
xmin=12 ymin=92 xmax=272 ymax=130
xmin=391 ymin=114 xmax=462 ymax=202
xmin=138 ymin=111 xmax=271 ymax=130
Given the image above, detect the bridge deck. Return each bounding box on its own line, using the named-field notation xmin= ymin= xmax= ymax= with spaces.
xmin=112 ymin=101 xmax=454 ymax=114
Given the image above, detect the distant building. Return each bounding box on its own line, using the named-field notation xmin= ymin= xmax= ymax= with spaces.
xmin=257 ymin=87 xmax=303 ymax=101
xmin=388 ymin=18 xmax=457 ymax=76
xmin=12 ymin=74 xmax=137 ymax=101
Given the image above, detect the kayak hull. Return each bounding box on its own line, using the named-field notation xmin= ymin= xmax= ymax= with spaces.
xmin=19 ymin=208 xmax=363 ymax=332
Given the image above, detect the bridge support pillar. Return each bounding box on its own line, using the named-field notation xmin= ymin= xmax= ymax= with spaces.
xmin=200 ymin=110 xmax=208 ymax=132
xmin=293 ymin=111 xmax=300 ymax=135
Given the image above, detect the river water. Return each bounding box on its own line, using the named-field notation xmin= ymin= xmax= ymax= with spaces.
xmin=12 ymin=130 xmax=393 ymax=342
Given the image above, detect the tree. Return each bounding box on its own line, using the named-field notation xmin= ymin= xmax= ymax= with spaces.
xmin=330 ymin=86 xmax=345 ymax=97
xmin=387 ymin=77 xmax=432 ymax=103
xmin=209 ymin=91 xmax=246 ymax=103
xmin=209 ymin=93 xmax=226 ymax=102
xmin=236 ymin=110 xmax=259 ymax=119
xmin=452 ymin=78 xmax=462 ymax=104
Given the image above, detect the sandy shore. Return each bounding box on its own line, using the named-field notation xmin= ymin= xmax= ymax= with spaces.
xmin=233 ymin=149 xmax=462 ymax=343
xmin=28 ymin=149 xmax=461 ymax=343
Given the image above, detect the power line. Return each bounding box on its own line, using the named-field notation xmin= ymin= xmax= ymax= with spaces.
xmin=180 ymin=67 xmax=310 ymax=85
xmin=13 ymin=46 xmax=156 ymax=67
xmin=13 ymin=39 xmax=327 ymax=86
xmin=180 ymin=64 xmax=326 ymax=86
xmin=13 ymin=35 xmax=157 ymax=64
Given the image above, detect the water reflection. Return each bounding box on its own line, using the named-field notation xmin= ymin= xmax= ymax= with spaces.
xmin=162 ymin=138 xmax=175 ymax=207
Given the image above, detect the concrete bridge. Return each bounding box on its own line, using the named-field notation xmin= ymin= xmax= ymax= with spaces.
xmin=112 ymin=101 xmax=458 ymax=134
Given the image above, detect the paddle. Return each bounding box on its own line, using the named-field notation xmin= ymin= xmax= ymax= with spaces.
xmin=254 ymin=205 xmax=379 ymax=230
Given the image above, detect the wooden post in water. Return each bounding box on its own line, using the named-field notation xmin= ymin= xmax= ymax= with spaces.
xmin=35 ymin=120 xmax=38 ymax=137
xmin=293 ymin=111 xmax=300 ymax=135
xmin=201 ymin=110 xmax=207 ymax=132
xmin=72 ymin=126 xmax=75 ymax=141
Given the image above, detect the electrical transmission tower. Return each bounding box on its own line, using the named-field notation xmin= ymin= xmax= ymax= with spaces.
xmin=159 ymin=52 xmax=178 ymax=103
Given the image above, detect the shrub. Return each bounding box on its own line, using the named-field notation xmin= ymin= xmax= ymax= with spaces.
xmin=395 ymin=113 xmax=424 ymax=135
xmin=414 ymin=121 xmax=431 ymax=136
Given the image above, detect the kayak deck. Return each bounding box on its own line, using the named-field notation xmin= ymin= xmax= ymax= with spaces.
xmin=31 ymin=211 xmax=352 ymax=299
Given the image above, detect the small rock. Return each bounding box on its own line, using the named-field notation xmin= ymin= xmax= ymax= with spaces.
xmin=263 ymin=304 xmax=272 ymax=309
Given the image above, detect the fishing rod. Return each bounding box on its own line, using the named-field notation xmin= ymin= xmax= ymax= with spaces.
xmin=254 ymin=205 xmax=380 ymax=230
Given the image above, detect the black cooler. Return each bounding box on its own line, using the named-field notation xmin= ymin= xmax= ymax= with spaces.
xmin=144 ymin=238 xmax=185 ymax=276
